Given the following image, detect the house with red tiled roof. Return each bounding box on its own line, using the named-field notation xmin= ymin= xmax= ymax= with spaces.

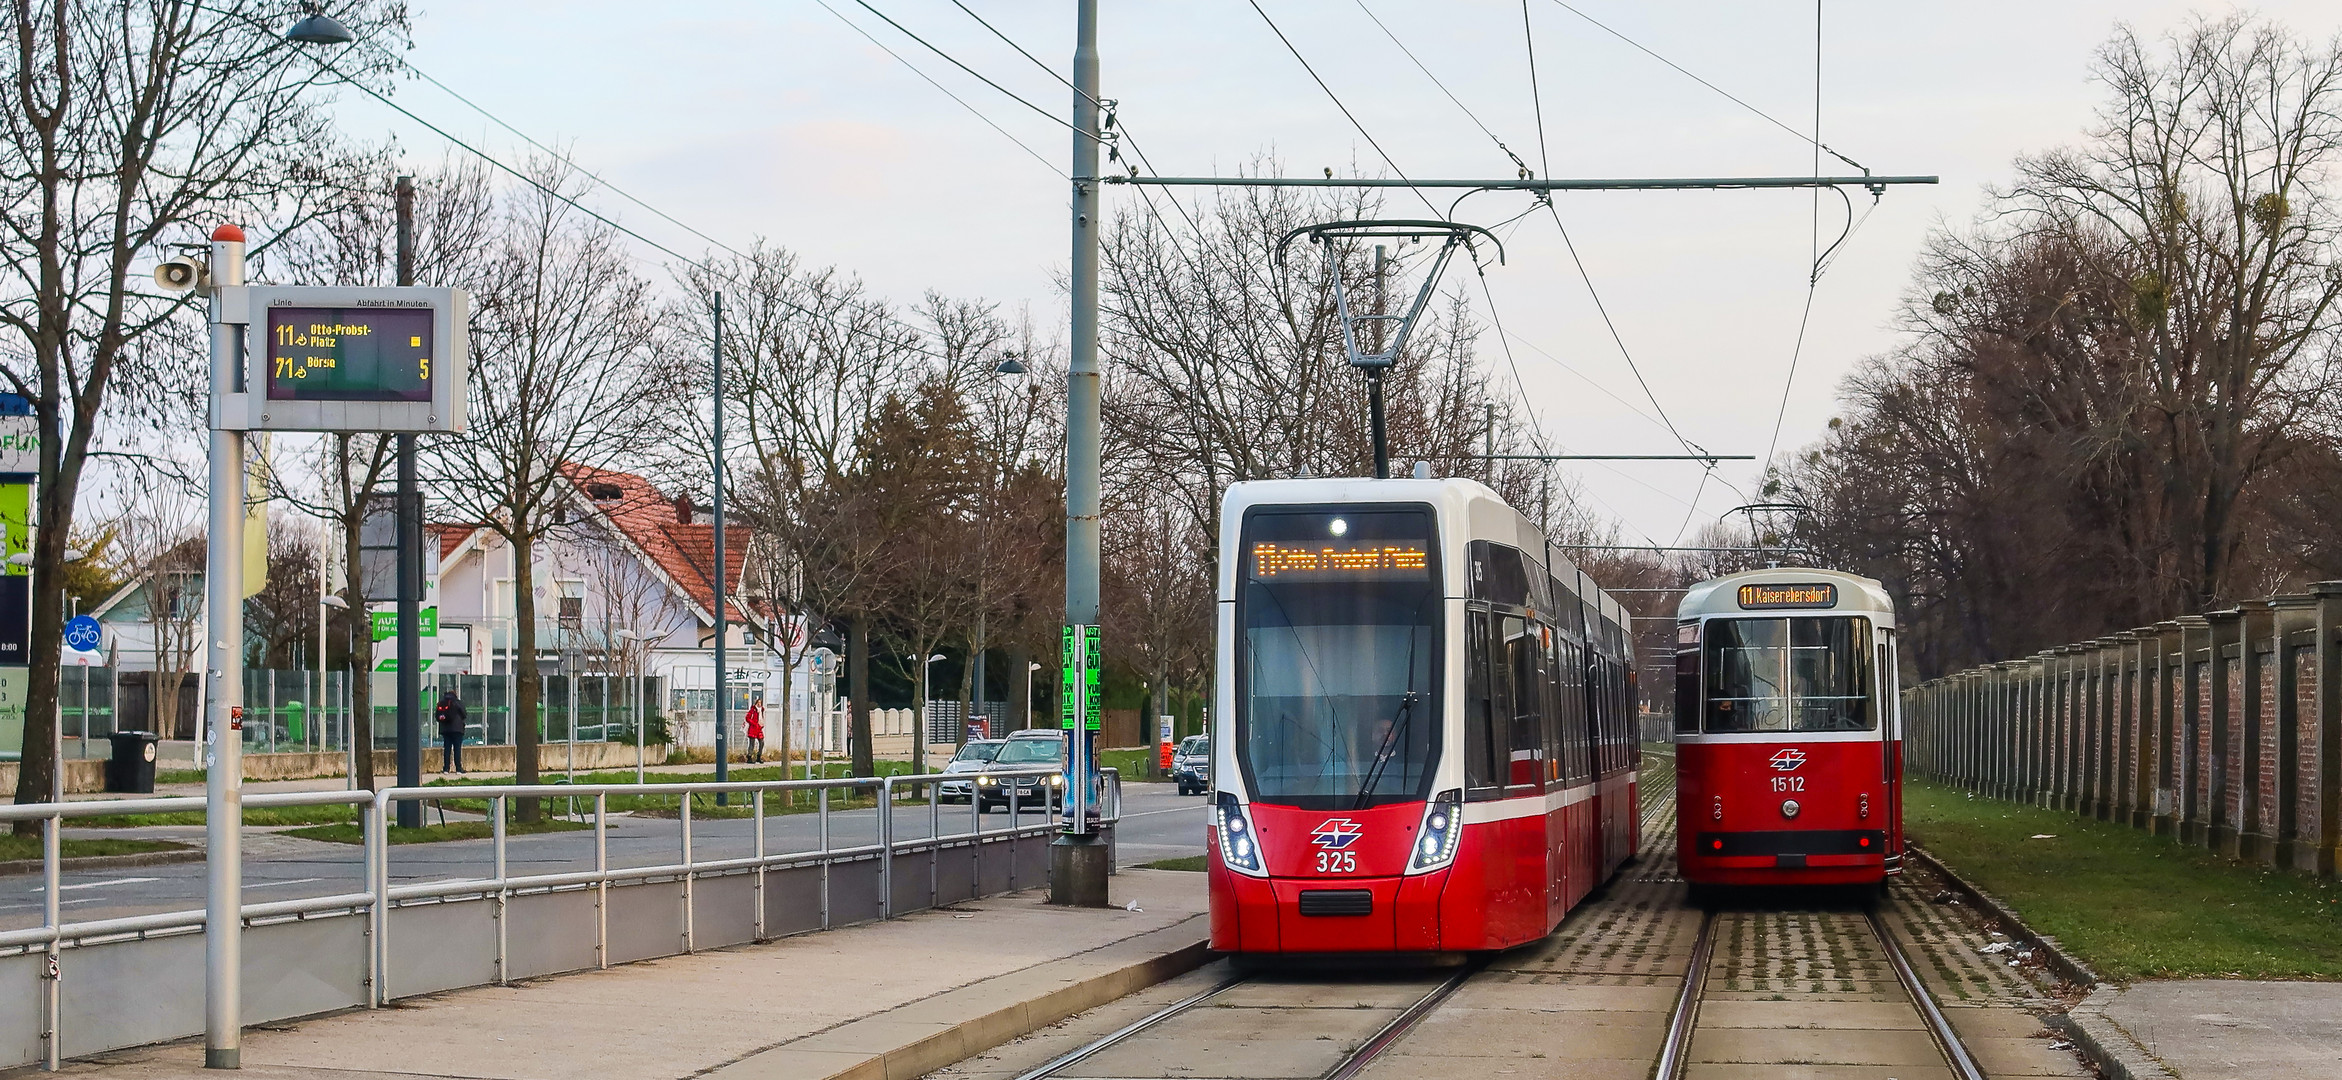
xmin=430 ymin=465 xmax=835 ymax=755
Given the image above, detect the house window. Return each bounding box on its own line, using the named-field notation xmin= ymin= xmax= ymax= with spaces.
xmin=557 ymin=579 xmax=585 ymax=629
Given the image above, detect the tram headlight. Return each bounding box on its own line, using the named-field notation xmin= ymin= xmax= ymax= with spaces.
xmin=1213 ymin=791 xmax=1265 ymax=876
xmin=1408 ymin=789 xmax=1463 ymax=873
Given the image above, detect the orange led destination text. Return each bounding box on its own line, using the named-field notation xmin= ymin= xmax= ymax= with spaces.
xmin=1251 ymin=541 xmax=1428 ymax=577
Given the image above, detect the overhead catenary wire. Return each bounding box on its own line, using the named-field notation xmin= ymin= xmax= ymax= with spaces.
xmin=1246 ymin=0 xmax=1442 ymax=218
xmin=1353 ymin=1 xmax=1530 ymax=176
xmin=1762 ymin=1 xmax=1826 ymax=477
xmin=306 ymin=54 xmax=952 ymax=364
xmin=1543 ymin=0 xmax=1868 ymax=174
xmin=846 ymin=0 xmax=1081 ymax=140
xmin=817 ymin=0 xmax=1061 ymax=176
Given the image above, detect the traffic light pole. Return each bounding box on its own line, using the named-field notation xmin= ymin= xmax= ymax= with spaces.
xmin=202 ymin=225 xmax=248 ymax=1069
xmin=1050 ymin=0 xmax=1109 ymax=908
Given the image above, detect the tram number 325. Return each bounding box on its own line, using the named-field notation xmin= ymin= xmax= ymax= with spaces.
xmin=1770 ymin=776 xmax=1807 ymax=792
xmin=1315 ymin=851 xmax=1356 ymax=873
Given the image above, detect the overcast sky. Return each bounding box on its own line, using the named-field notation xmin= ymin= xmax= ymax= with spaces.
xmin=322 ymin=1 xmax=2342 ymax=546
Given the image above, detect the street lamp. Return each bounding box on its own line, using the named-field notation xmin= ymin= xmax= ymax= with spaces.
xmin=284 ymin=13 xmax=356 ymax=45
xmin=908 ymin=652 xmax=943 ymax=760
xmin=1026 ymin=661 xmax=1043 ymax=732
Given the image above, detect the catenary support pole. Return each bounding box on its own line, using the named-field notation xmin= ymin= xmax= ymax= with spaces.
xmin=1051 ymin=0 xmax=1109 ymax=907
xmin=713 ymin=292 xmax=728 ymax=804
xmin=394 ymin=175 xmax=422 ymax=830
xmin=203 ymin=224 xmax=248 ymax=1070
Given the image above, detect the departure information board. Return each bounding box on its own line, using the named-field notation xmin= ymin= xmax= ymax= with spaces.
xmin=265 ymin=306 xmax=435 ymax=402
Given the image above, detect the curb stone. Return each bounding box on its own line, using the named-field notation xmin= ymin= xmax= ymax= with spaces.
xmin=1908 ymin=843 xmax=2182 ymax=1080
xmin=0 ymin=847 xmax=202 ymax=877
xmin=2045 ymin=987 xmax=2182 ymax=1080
xmin=1906 ymin=843 xmax=2101 ymax=987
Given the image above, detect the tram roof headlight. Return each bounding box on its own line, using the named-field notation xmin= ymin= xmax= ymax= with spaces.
xmin=1329 ymin=517 xmax=1348 ymax=536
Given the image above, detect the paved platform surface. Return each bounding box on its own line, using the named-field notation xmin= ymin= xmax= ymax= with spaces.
xmin=2086 ymin=980 xmax=2342 ymax=1080
xmin=52 ymin=869 xmax=1207 ymax=1080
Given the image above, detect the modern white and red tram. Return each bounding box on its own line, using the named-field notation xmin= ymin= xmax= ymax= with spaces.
xmin=1673 ymin=568 xmax=1904 ymax=887
xmin=1206 ymin=477 xmax=1639 ymax=955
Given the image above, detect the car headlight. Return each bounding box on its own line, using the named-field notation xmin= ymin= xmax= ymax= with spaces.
xmin=977 ymin=775 xmax=993 ymax=786
xmin=1050 ymin=775 xmax=1065 ymax=787
xmin=1214 ymin=791 xmax=1265 ymax=876
xmin=1407 ymin=789 xmax=1463 ymax=874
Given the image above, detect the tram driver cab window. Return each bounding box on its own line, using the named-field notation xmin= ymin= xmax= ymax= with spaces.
xmin=1702 ymin=617 xmax=1874 ymax=733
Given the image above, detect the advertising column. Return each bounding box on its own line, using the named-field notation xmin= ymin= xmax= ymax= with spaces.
xmin=0 ymin=394 xmax=35 ymax=759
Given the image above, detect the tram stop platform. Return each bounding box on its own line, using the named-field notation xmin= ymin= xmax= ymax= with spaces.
xmin=2065 ymin=980 xmax=2342 ymax=1080
xmin=52 ymin=869 xmax=1210 ymax=1080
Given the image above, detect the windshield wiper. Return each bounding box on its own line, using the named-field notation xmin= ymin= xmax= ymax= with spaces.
xmin=1352 ymin=691 xmax=1419 ymax=810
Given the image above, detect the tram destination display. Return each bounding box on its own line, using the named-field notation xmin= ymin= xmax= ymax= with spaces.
xmin=1736 ymin=582 xmax=1838 ymax=609
xmin=222 ymin=285 xmax=468 ymax=433
xmin=1248 ymin=540 xmax=1429 ymax=581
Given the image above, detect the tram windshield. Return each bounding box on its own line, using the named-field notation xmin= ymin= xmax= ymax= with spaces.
xmin=1701 ymin=616 xmax=1874 ymax=733
xmin=1236 ymin=507 xmax=1440 ymax=809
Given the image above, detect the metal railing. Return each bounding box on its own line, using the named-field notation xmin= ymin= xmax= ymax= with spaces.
xmin=0 ymin=764 xmax=1122 ymax=1070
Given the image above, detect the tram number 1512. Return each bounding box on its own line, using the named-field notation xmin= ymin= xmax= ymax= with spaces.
xmin=1314 ymin=851 xmax=1356 ymax=873
xmin=1770 ymin=776 xmax=1806 ymax=792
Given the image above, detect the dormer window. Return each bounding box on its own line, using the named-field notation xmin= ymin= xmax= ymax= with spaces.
xmin=587 ymin=482 xmax=623 ymax=502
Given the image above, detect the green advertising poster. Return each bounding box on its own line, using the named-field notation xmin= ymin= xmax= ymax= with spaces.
xmin=0 ymin=666 xmax=25 ymax=757
xmin=1059 ymin=624 xmax=1101 ymax=732
xmin=0 ymin=482 xmax=27 ymax=577
xmin=369 ymin=605 xmax=438 ymax=640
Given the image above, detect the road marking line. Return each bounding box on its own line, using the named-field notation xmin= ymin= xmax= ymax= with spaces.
xmin=33 ymin=877 xmax=159 ymax=893
xmin=1121 ymin=805 xmax=1207 ymax=819
xmin=246 ymin=877 xmax=326 ymax=889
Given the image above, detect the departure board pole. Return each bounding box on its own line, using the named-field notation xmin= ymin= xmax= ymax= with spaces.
xmin=394 ymin=175 xmax=423 ymax=829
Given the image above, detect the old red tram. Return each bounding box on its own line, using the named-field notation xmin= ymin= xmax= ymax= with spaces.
xmin=1673 ymin=568 xmax=1904 ymax=887
xmin=1206 ymin=477 xmax=1638 ymax=954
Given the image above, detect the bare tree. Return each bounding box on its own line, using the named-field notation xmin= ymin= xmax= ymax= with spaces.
xmin=0 ymin=0 xmax=405 ymax=821
xmin=426 ymin=161 xmax=662 ymax=820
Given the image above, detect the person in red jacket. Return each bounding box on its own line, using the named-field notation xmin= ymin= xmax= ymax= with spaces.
xmin=743 ymin=699 xmax=765 ymax=763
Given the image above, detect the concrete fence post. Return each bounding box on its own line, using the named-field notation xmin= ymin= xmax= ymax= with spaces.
xmin=2178 ymin=616 xmax=2209 ymax=844
xmin=2206 ymin=609 xmax=2243 ymax=855
xmin=2271 ymin=595 xmax=2314 ymax=869
xmin=2241 ymin=602 xmax=2274 ymax=863
xmin=2063 ymin=646 xmax=2084 ymax=813
xmin=2313 ymin=581 xmax=2341 ymax=877
xmin=2127 ymin=630 xmax=2152 ymax=827
xmin=2090 ymin=642 xmax=2112 ymax=819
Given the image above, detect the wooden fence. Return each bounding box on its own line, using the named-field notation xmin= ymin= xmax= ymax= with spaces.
xmin=1901 ymin=581 xmax=2342 ymax=877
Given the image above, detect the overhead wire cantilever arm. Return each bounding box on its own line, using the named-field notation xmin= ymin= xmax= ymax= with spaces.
xmin=1275 ymin=220 xmax=1504 ymax=370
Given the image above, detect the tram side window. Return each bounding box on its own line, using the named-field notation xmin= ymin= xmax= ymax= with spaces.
xmin=1702 ymin=617 xmax=1874 ymax=733
xmin=1504 ymin=616 xmax=1545 ymax=792
xmin=1465 ymin=610 xmax=1506 ymax=798
xmin=1674 ymin=623 xmax=1700 ymax=734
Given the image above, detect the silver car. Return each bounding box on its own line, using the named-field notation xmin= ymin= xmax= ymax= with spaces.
xmin=938 ymin=739 xmax=1007 ymax=803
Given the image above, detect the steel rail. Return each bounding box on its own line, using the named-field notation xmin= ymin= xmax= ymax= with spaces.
xmin=1867 ymin=908 xmax=1989 ymax=1080
xmin=1321 ymin=960 xmax=1485 ymax=1080
xmin=1010 ymin=973 xmax=1250 ymax=1080
xmin=1652 ymin=909 xmax=1717 ymax=1080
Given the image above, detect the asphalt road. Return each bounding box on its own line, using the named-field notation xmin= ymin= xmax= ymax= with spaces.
xmin=0 ymin=782 xmax=1210 ymax=932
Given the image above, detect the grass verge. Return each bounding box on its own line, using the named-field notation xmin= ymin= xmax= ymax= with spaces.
xmin=0 ymin=835 xmax=187 ymax=861
xmin=284 ymin=819 xmax=591 ymax=845
xmin=1144 ymin=855 xmax=1206 ymax=872
xmin=72 ymin=805 xmax=360 ymax=828
xmin=1905 ymin=781 xmax=2342 ymax=981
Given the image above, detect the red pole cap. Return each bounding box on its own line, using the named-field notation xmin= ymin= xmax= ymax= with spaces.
xmin=211 ymin=223 xmax=246 ymax=243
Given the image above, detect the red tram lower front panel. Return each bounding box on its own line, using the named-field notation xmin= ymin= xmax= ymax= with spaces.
xmin=1207 ymin=781 xmax=1634 ymax=955
xmin=1675 ymin=739 xmax=1900 ymax=886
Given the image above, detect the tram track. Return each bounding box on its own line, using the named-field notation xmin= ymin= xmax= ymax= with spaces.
xmin=1652 ymin=899 xmax=1988 ymax=1080
xmin=1006 ymin=961 xmax=1480 ymax=1080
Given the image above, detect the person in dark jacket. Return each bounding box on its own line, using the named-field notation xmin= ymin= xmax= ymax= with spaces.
xmin=435 ymin=693 xmax=470 ymax=774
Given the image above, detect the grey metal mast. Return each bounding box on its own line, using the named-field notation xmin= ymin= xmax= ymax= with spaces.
xmin=1051 ymin=0 xmax=1109 ymax=906
xmin=713 ymin=292 xmax=729 ymax=803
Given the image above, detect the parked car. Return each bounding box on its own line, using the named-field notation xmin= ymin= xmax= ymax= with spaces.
xmin=938 ymin=739 xmax=1006 ymax=803
xmin=1170 ymin=734 xmax=1211 ymax=795
xmin=977 ymin=733 xmax=1067 ymax=812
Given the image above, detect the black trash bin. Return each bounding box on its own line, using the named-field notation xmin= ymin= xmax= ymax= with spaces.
xmin=106 ymin=731 xmax=160 ymax=793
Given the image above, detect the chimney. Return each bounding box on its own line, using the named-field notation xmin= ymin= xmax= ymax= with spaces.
xmin=674 ymin=494 xmax=693 ymax=524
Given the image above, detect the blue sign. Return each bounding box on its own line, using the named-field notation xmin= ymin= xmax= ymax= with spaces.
xmin=63 ymin=614 xmax=101 ymax=653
